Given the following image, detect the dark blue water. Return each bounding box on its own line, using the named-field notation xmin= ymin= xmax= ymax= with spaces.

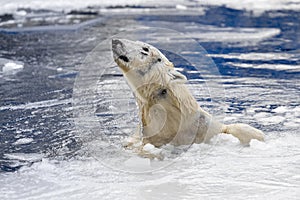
xmin=0 ymin=5 xmax=299 ymax=173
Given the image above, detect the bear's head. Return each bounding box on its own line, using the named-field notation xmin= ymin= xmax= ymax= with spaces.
xmin=112 ymin=39 xmax=171 ymax=73
xmin=112 ymin=39 xmax=187 ymax=101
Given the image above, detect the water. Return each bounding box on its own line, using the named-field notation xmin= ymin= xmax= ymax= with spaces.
xmin=0 ymin=1 xmax=299 ymax=199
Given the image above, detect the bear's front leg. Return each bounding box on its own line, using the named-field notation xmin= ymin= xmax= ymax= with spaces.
xmin=122 ymin=125 xmax=142 ymax=149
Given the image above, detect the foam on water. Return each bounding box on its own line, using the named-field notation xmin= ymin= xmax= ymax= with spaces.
xmin=0 ymin=131 xmax=299 ymax=200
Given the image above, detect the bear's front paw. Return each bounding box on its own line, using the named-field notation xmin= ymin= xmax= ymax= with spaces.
xmin=122 ymin=136 xmax=142 ymax=149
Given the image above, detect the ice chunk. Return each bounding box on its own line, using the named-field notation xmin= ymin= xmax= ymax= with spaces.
xmin=4 ymin=153 xmax=43 ymax=162
xmin=143 ymin=143 xmax=155 ymax=151
xmin=13 ymin=138 xmax=34 ymax=145
xmin=273 ymin=106 xmax=288 ymax=113
xmin=176 ymin=5 xmax=187 ymax=10
xmin=2 ymin=62 xmax=24 ymax=75
xmin=143 ymin=143 xmax=162 ymax=155
xmin=257 ymin=115 xmax=286 ymax=125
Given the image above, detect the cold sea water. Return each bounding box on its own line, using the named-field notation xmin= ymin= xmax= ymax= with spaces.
xmin=0 ymin=1 xmax=299 ymax=199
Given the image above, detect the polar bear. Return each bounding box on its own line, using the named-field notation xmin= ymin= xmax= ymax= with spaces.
xmin=112 ymin=39 xmax=264 ymax=148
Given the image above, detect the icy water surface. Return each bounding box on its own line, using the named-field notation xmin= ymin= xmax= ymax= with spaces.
xmin=0 ymin=2 xmax=300 ymax=200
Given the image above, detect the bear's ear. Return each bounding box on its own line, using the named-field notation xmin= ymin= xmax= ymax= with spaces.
xmin=168 ymin=69 xmax=187 ymax=83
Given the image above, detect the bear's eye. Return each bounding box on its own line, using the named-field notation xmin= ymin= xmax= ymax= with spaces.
xmin=157 ymin=58 xmax=162 ymax=62
xmin=159 ymin=89 xmax=167 ymax=97
xmin=142 ymin=47 xmax=149 ymax=52
xmin=154 ymin=88 xmax=168 ymax=100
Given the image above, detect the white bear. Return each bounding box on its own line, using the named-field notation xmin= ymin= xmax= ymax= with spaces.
xmin=112 ymin=39 xmax=264 ymax=149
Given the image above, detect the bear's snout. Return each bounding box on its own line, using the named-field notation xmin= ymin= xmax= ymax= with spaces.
xmin=112 ymin=39 xmax=127 ymax=60
xmin=112 ymin=39 xmax=132 ymax=71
